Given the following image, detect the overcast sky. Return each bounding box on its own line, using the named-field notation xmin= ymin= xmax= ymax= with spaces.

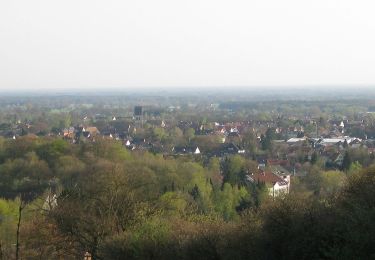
xmin=0 ymin=0 xmax=374 ymax=90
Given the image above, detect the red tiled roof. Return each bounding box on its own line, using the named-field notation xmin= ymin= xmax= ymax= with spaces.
xmin=267 ymin=159 xmax=289 ymax=166
xmin=250 ymin=171 xmax=286 ymax=185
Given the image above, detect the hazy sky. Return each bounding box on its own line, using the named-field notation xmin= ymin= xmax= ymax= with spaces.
xmin=1 ymin=0 xmax=375 ymax=90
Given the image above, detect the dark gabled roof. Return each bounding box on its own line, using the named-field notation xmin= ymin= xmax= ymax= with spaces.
xmin=117 ymin=133 xmax=128 ymax=140
xmin=207 ymin=143 xmax=245 ymax=157
xmin=223 ymin=142 xmax=242 ymax=151
xmin=75 ymin=126 xmax=85 ymax=132
xmin=255 ymin=155 xmax=268 ymax=164
xmin=172 ymin=146 xmax=195 ymax=154
xmin=195 ymin=129 xmax=214 ymax=135
xmin=132 ymin=137 xmax=146 ymax=145
xmin=227 ymin=132 xmax=240 ymax=137
xmin=102 ymin=131 xmax=114 ymax=136
xmin=82 ymin=131 xmax=91 ymax=138
xmin=350 ymin=139 xmax=362 ymax=145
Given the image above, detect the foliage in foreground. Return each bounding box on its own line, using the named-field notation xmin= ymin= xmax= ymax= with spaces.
xmin=1 ymin=136 xmax=375 ymax=259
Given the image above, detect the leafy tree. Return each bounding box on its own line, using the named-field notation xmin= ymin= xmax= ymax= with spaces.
xmin=184 ymin=128 xmax=195 ymax=143
xmin=153 ymin=127 xmax=166 ymax=142
xmin=158 ymin=191 xmax=189 ymax=216
xmin=50 ymin=169 xmax=152 ymax=259
xmin=221 ymin=155 xmax=247 ymax=186
xmin=260 ymin=128 xmax=275 ymax=151
xmin=36 ymin=139 xmax=68 ymax=167
xmin=91 ymin=140 xmax=130 ymax=162
xmin=207 ymin=158 xmax=222 ymax=187
xmin=348 ymin=161 xmax=362 ymax=175
xmin=0 ymin=198 xmax=20 ymax=258
xmin=242 ymin=130 xmax=257 ymax=154
xmin=214 ymin=183 xmax=237 ymax=220
xmin=54 ymin=155 xmax=86 ymax=186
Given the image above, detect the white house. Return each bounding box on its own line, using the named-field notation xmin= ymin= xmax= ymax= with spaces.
xmin=247 ymin=171 xmax=290 ymax=197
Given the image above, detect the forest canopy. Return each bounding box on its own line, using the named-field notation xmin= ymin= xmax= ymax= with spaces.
xmin=0 ymin=135 xmax=374 ymax=259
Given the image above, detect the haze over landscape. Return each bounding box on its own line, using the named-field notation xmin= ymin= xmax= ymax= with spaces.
xmin=1 ymin=0 xmax=375 ymax=90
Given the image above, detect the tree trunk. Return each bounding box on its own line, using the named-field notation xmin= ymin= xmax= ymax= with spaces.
xmin=16 ymin=201 xmax=23 ymax=260
xmin=0 ymin=240 xmax=3 ymax=260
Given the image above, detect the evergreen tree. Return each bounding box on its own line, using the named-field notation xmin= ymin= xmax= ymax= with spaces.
xmin=190 ymin=184 xmax=200 ymax=200
xmin=311 ymin=151 xmax=318 ymax=165
xmin=171 ymin=181 xmax=175 ymax=191
xmin=342 ymin=151 xmax=352 ymax=171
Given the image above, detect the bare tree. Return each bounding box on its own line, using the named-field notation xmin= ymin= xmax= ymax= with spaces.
xmin=15 ymin=198 xmax=25 ymax=260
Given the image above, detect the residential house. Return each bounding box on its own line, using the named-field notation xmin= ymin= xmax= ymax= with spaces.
xmin=172 ymin=146 xmax=201 ymax=155
xmin=247 ymin=170 xmax=290 ymax=197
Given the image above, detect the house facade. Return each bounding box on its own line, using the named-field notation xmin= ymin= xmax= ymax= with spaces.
xmin=247 ymin=170 xmax=290 ymax=197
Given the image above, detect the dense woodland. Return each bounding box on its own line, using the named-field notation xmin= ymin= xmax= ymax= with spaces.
xmin=0 ymin=135 xmax=374 ymax=259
